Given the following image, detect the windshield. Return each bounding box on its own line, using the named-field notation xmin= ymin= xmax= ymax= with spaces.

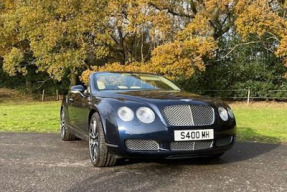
xmin=94 ymin=72 xmax=180 ymax=91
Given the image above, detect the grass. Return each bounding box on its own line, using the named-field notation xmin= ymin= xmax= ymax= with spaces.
xmin=230 ymin=102 xmax=287 ymax=144
xmin=0 ymin=101 xmax=60 ymax=133
xmin=0 ymin=88 xmax=286 ymax=143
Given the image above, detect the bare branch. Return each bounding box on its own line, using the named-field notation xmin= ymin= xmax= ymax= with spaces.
xmin=190 ymin=0 xmax=198 ymax=15
xmin=267 ymin=32 xmax=280 ymax=42
xmin=148 ymin=2 xmax=194 ymax=19
xmin=217 ymin=41 xmax=261 ymax=60
xmin=110 ymin=35 xmax=119 ymax=45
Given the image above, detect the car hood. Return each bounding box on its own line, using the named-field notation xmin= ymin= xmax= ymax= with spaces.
xmin=96 ymin=90 xmax=225 ymax=106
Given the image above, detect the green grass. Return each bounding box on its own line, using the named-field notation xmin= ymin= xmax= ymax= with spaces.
xmin=0 ymin=102 xmax=60 ymax=133
xmin=0 ymin=100 xmax=286 ymax=144
xmin=231 ymin=104 xmax=287 ymax=144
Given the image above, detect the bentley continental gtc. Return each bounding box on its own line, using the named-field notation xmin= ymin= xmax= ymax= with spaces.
xmin=60 ymin=72 xmax=236 ymax=167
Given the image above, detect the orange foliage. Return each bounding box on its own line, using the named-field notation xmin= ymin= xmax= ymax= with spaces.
xmin=235 ymin=1 xmax=285 ymax=40
xmin=3 ymin=0 xmax=287 ymax=82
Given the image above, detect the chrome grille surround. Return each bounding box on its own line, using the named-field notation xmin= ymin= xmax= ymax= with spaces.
xmin=125 ymin=139 xmax=159 ymax=151
xmin=170 ymin=141 xmax=213 ymax=151
xmin=163 ymin=105 xmax=215 ymax=126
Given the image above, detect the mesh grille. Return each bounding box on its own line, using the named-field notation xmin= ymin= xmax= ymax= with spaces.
xmin=190 ymin=106 xmax=215 ymax=126
xmin=170 ymin=141 xmax=213 ymax=151
xmin=163 ymin=105 xmax=214 ymax=126
xmin=163 ymin=105 xmax=193 ymax=126
xmin=125 ymin=140 xmax=159 ymax=151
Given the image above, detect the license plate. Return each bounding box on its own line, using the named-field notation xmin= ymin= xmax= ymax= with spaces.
xmin=174 ymin=129 xmax=214 ymax=141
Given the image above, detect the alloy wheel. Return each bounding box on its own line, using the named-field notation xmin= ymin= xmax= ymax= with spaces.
xmin=89 ymin=118 xmax=99 ymax=163
xmin=60 ymin=111 xmax=66 ymax=138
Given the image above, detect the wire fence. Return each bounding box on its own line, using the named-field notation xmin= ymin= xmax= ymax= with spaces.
xmin=194 ymin=89 xmax=287 ymax=103
xmin=36 ymin=88 xmax=287 ymax=104
xmin=33 ymin=89 xmax=62 ymax=102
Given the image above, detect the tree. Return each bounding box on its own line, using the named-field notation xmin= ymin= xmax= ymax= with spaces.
xmin=0 ymin=0 xmax=109 ymax=85
xmin=1 ymin=0 xmax=287 ymax=88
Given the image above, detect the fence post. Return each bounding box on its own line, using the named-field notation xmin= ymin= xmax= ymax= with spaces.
xmin=247 ymin=89 xmax=251 ymax=105
xmin=56 ymin=90 xmax=59 ymax=101
xmin=42 ymin=90 xmax=45 ymax=102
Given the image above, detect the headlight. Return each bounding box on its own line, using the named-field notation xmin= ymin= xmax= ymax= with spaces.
xmin=227 ymin=108 xmax=234 ymax=119
xmin=218 ymin=107 xmax=228 ymax=121
xmin=136 ymin=107 xmax=155 ymax=124
xmin=117 ymin=107 xmax=134 ymax=121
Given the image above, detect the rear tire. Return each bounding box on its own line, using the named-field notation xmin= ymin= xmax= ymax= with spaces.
xmin=60 ymin=109 xmax=76 ymax=141
xmin=89 ymin=112 xmax=117 ymax=167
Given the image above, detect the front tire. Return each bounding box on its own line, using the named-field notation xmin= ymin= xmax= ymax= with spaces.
xmin=60 ymin=109 xmax=76 ymax=141
xmin=89 ymin=112 xmax=117 ymax=167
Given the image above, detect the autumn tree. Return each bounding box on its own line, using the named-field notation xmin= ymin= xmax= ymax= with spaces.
xmin=0 ymin=0 xmax=110 ymax=85
xmin=1 ymin=0 xmax=287 ymax=87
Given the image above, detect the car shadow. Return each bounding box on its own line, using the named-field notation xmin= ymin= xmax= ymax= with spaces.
xmin=66 ymin=139 xmax=281 ymax=192
xmin=72 ymin=125 xmax=281 ymax=167
xmin=221 ymin=141 xmax=280 ymax=163
xmin=66 ymin=141 xmax=281 ymax=192
xmin=115 ymin=126 xmax=282 ymax=166
xmin=114 ymin=141 xmax=280 ymax=166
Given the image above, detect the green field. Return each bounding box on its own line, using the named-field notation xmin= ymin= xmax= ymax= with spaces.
xmin=230 ymin=102 xmax=287 ymax=144
xmin=0 ymin=101 xmax=286 ymax=143
xmin=0 ymin=102 xmax=60 ymax=133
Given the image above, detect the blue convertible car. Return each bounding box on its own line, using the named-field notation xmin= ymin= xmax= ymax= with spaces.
xmin=60 ymin=72 xmax=236 ymax=167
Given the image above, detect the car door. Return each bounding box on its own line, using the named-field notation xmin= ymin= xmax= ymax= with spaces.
xmin=67 ymin=87 xmax=91 ymax=136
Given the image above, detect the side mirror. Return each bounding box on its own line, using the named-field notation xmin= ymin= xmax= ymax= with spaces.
xmin=71 ymin=85 xmax=85 ymax=95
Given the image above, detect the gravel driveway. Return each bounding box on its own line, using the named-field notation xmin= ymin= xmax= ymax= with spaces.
xmin=0 ymin=132 xmax=286 ymax=192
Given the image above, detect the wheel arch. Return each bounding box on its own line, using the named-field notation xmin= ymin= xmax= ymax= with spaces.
xmin=88 ymin=108 xmax=98 ymax=125
xmin=88 ymin=102 xmax=120 ymax=146
xmin=88 ymin=107 xmax=109 ymax=143
xmin=60 ymin=105 xmax=64 ymax=114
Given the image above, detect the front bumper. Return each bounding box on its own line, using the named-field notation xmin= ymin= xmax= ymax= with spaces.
xmin=107 ymin=134 xmax=236 ymax=159
xmin=105 ymin=109 xmax=237 ymax=159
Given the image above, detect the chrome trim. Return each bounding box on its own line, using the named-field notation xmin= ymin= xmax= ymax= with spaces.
xmin=106 ymin=143 xmax=119 ymax=148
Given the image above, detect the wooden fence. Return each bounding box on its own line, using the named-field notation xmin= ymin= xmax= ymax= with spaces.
xmin=38 ymin=89 xmax=61 ymax=102
xmin=38 ymin=88 xmax=287 ymax=104
xmin=194 ymin=89 xmax=287 ymax=104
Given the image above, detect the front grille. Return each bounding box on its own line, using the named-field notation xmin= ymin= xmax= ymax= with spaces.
xmin=170 ymin=141 xmax=213 ymax=151
xmin=125 ymin=140 xmax=159 ymax=151
xmin=163 ymin=105 xmax=214 ymax=126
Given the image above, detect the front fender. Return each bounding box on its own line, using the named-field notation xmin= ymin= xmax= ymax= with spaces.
xmin=94 ymin=98 xmax=165 ymax=146
xmin=94 ymin=98 xmax=123 ymax=145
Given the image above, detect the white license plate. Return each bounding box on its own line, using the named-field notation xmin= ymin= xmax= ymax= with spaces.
xmin=174 ymin=129 xmax=214 ymax=141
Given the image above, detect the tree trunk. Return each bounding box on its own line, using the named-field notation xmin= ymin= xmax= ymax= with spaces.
xmin=118 ymin=26 xmax=126 ymax=64
xmin=69 ymin=73 xmax=77 ymax=87
xmin=25 ymin=77 xmax=32 ymax=93
xmin=141 ymin=29 xmax=144 ymax=62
